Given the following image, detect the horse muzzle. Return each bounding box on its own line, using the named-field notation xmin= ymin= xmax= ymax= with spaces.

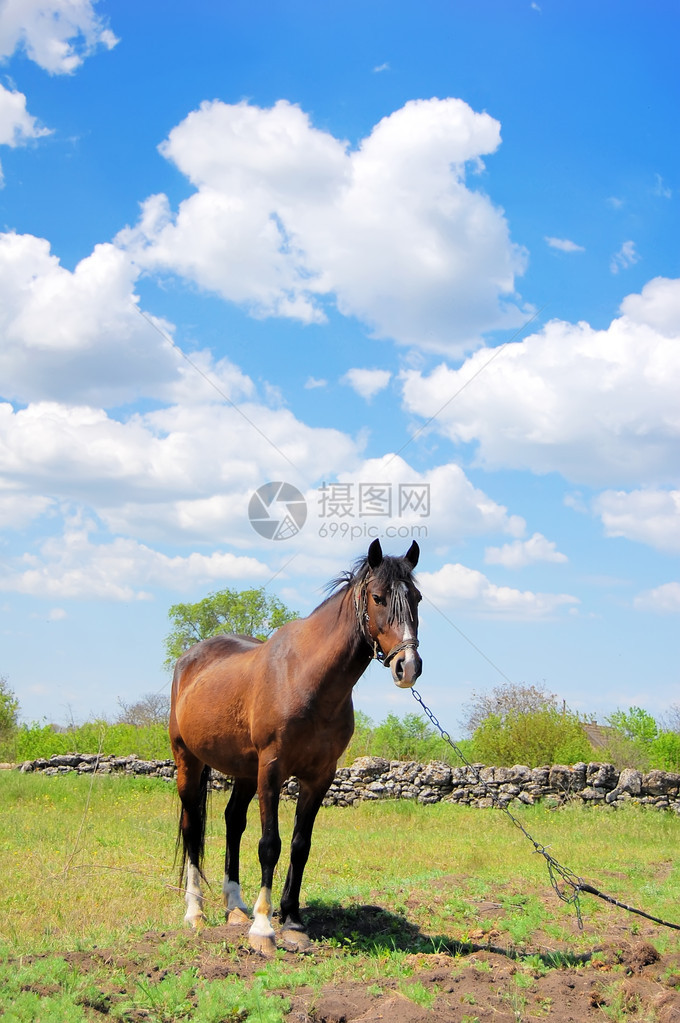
xmin=385 ymin=642 xmax=422 ymax=689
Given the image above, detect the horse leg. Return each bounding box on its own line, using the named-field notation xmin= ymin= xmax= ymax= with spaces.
xmin=174 ymin=748 xmax=211 ymax=928
xmin=222 ymin=777 xmax=256 ymax=925
xmin=249 ymin=757 xmax=282 ymax=955
xmin=279 ymin=774 xmax=334 ymax=950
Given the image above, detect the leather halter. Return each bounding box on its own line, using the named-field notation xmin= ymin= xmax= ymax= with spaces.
xmin=353 ymin=583 xmax=420 ymax=668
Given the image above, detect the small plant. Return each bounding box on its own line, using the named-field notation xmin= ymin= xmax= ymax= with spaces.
xmin=399 ymin=980 xmax=437 ymax=1009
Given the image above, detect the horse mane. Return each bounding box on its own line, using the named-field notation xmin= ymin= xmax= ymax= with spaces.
xmin=319 ymin=551 xmax=418 ymax=624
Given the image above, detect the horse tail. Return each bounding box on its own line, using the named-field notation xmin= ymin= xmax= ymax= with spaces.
xmin=175 ymin=762 xmax=212 ymax=885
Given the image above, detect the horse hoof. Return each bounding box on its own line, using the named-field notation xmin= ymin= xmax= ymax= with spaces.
xmin=249 ymin=932 xmax=277 ymax=956
xmin=227 ymin=907 xmax=250 ymax=926
xmin=281 ymin=928 xmax=311 ymax=952
xmin=185 ymin=912 xmax=205 ymax=930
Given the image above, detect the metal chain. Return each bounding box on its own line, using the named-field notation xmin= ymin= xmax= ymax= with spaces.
xmin=411 ymin=687 xmax=680 ymax=933
xmin=410 ymin=687 xmax=586 ymax=926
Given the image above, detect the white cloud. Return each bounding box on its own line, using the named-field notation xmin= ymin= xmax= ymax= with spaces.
xmin=304 ymin=376 xmax=327 ymax=389
xmin=373 ymin=62 xmax=390 ymax=73
xmin=610 ymin=240 xmax=639 ymax=274
xmin=634 ymin=582 xmax=680 ymax=614
xmin=295 ymin=455 xmax=525 ymax=563
xmin=594 ymin=489 xmax=680 ymax=553
xmin=341 ymin=368 xmax=391 ymax=400
xmin=619 ymin=275 xmax=680 ymax=337
xmin=0 ymin=81 xmax=49 ymax=146
xmin=653 ymin=174 xmax=672 ymax=199
xmin=0 ymin=0 xmax=117 ymax=74
xmin=401 ymin=276 xmax=680 ymax=487
xmin=0 ymin=487 xmax=54 ymax=528
xmin=0 ymin=82 xmax=50 ymax=182
xmin=545 ymin=236 xmax=584 ymax=253
xmin=0 ymin=396 xmax=361 ymax=547
xmin=119 ymin=97 xmax=528 ymax=354
xmin=0 ymin=518 xmax=270 ymax=600
xmin=419 ymin=562 xmax=578 ymax=618
xmin=0 ymin=232 xmax=196 ymax=405
xmin=484 ymin=532 xmax=567 ymax=568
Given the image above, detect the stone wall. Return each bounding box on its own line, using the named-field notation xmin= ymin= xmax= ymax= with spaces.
xmin=10 ymin=754 xmax=680 ymax=813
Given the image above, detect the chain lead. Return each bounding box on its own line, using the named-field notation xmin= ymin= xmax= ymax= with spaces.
xmin=410 ymin=687 xmax=680 ymax=933
xmin=410 ymin=687 xmax=586 ymax=924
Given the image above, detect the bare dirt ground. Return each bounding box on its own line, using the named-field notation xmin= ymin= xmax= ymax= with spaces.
xmin=35 ymin=895 xmax=680 ymax=1023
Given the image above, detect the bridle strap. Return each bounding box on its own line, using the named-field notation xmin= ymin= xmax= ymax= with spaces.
xmin=353 ymin=585 xmax=419 ymax=668
xmin=382 ymin=638 xmax=420 ymax=668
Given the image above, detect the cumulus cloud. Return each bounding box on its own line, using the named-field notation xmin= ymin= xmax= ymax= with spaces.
xmin=401 ymin=276 xmax=680 ymax=487
xmin=594 ymin=489 xmax=680 ymax=553
xmin=0 ymin=518 xmax=269 ymax=600
xmin=0 ymin=232 xmax=195 ymax=405
xmin=545 ymin=236 xmax=584 ymax=253
xmin=419 ymin=562 xmax=578 ymax=618
xmin=0 ymin=81 xmax=49 ymax=146
xmin=0 ymin=397 xmax=361 ymax=543
xmin=0 ymin=0 xmax=117 ymax=73
xmin=341 ymin=368 xmax=391 ymax=400
xmin=619 ymin=275 xmax=680 ymax=337
xmin=0 ymin=82 xmax=50 ymax=182
xmin=484 ymin=532 xmax=568 ymax=568
xmin=634 ymin=582 xmax=680 ymax=614
xmin=0 ymin=487 xmax=54 ymax=528
xmin=297 ymin=454 xmax=525 ymax=562
xmin=119 ymin=97 xmax=528 ymax=353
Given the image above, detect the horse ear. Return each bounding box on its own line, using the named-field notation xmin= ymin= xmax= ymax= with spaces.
xmin=404 ymin=540 xmax=420 ymax=568
xmin=367 ymin=538 xmax=383 ymax=568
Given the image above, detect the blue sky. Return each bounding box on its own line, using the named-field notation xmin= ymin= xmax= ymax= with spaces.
xmin=0 ymin=0 xmax=678 ymax=733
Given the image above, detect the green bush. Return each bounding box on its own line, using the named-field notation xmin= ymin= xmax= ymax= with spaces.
xmin=601 ymin=706 xmax=665 ymax=771
xmin=650 ymin=731 xmax=680 ymax=773
xmin=469 ymin=707 xmax=594 ymax=767
xmin=14 ymin=721 xmax=172 ymax=761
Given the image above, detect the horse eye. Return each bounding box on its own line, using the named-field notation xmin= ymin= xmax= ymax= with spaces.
xmin=415 ymin=591 xmax=422 ymax=603
xmin=372 ymin=593 xmax=386 ymax=606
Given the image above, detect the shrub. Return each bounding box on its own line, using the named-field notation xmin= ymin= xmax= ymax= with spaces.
xmin=650 ymin=731 xmax=680 ymax=773
xmin=469 ymin=707 xmax=594 ymax=767
xmin=601 ymin=706 xmax=662 ymax=771
xmin=15 ymin=721 xmax=172 ymax=761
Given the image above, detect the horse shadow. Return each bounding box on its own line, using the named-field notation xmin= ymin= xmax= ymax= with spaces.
xmin=301 ymin=901 xmax=589 ymax=967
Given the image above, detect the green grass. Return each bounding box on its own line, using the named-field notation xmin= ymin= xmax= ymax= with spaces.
xmin=2 ymin=772 xmax=680 ymax=1020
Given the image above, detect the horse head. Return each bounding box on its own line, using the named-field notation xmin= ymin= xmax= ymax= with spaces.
xmin=356 ymin=538 xmax=423 ymax=688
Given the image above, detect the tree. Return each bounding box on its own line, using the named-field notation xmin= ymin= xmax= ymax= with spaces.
xmin=164 ymin=587 xmax=298 ymax=668
xmin=602 ymin=706 xmax=660 ymax=771
xmin=0 ymin=675 xmax=19 ymax=740
xmin=460 ymin=682 xmax=559 ymax=737
xmin=659 ymin=703 xmax=680 ymax=735
xmin=116 ymin=692 xmax=171 ymax=726
xmin=606 ymin=706 xmax=658 ymax=746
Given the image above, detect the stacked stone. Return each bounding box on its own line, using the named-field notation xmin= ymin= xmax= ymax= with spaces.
xmin=10 ymin=754 xmax=680 ymax=814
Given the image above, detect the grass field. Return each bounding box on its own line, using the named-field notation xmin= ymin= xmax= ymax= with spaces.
xmin=2 ymin=771 xmax=680 ymax=1021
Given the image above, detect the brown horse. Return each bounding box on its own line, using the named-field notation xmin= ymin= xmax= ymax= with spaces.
xmin=169 ymin=538 xmax=422 ymax=954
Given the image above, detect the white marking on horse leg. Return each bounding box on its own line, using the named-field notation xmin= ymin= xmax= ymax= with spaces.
xmin=223 ymin=877 xmax=250 ymax=914
xmin=249 ymin=886 xmax=275 ymax=940
xmin=184 ymin=864 xmax=205 ymax=927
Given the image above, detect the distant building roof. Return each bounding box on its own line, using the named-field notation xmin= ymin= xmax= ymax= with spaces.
xmin=584 ymin=723 xmax=612 ymax=749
